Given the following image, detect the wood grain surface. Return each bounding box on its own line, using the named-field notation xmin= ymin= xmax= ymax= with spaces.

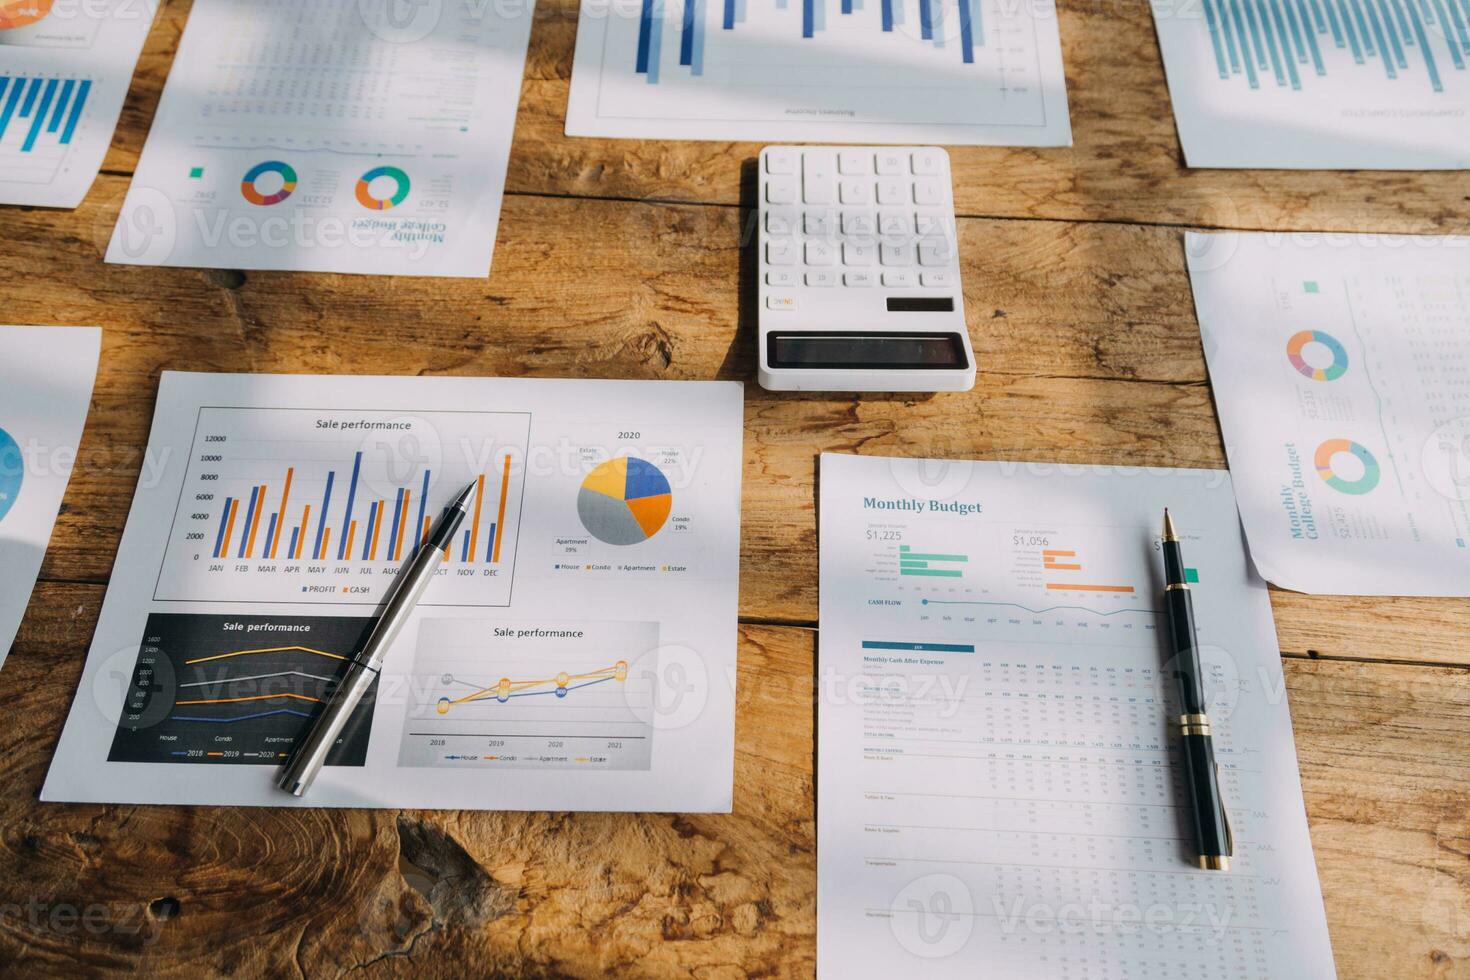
xmin=1 ymin=0 xmax=1467 ymax=975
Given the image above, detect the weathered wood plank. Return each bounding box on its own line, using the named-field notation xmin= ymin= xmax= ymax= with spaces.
xmin=102 ymin=0 xmax=1470 ymax=232
xmin=2 ymin=585 xmax=1465 ymax=976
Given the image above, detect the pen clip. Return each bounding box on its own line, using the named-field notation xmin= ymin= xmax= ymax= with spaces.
xmin=1216 ymin=761 xmax=1234 ymax=857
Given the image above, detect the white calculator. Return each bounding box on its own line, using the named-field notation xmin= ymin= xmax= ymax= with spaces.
xmin=757 ymin=145 xmax=975 ymax=393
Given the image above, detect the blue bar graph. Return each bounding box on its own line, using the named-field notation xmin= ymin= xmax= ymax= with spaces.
xmin=313 ymin=471 xmax=334 ymax=561
xmin=485 ymin=523 xmax=498 ymax=562
xmin=237 ymin=488 xmax=259 ymax=559
xmin=637 ymin=0 xmax=984 ymax=81
xmin=0 ymin=75 xmax=91 ymax=151
xmin=1203 ymin=0 xmax=1464 ymax=89
xmin=362 ymin=503 xmax=379 ymax=561
xmin=213 ymin=498 xmax=234 ymax=557
xmin=389 ymin=488 xmax=405 ymax=558
xmin=337 ymin=452 xmax=362 ymax=561
xmin=415 ymin=470 xmax=430 ymax=546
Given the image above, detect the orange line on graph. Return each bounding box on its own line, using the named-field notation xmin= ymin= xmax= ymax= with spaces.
xmin=448 ymin=664 xmax=623 ymax=707
xmin=244 ymin=484 xmax=267 ymax=557
xmin=468 ymin=474 xmax=486 ymax=563
xmin=221 ymin=499 xmax=240 ymax=555
xmin=269 ymin=467 xmax=294 ymax=558
xmin=345 ymin=520 xmax=357 ymax=557
xmin=296 ymin=505 xmax=311 ymax=560
xmin=184 ymin=645 xmax=347 ymax=665
xmin=175 ymin=693 xmax=322 ymax=706
xmin=1045 ymin=583 xmax=1135 ymax=593
xmin=394 ymin=489 xmax=411 ymax=560
xmin=369 ymin=500 xmax=384 ymax=560
xmin=492 ymin=455 xmax=511 ymax=563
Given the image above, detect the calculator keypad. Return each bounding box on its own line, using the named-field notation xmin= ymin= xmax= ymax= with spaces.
xmin=760 ymin=147 xmax=959 ymax=308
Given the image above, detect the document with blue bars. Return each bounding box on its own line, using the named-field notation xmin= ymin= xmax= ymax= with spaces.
xmin=0 ymin=0 xmax=157 ymax=207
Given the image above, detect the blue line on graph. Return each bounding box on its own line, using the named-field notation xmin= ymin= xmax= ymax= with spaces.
xmin=921 ymin=598 xmax=1162 ymax=617
xmin=1205 ymin=0 xmax=1463 ymax=86
xmin=462 ymin=676 xmax=615 ymax=705
xmin=170 ymin=709 xmax=315 ymax=724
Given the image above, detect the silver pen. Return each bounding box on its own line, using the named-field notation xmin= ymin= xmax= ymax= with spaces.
xmin=277 ymin=480 xmax=477 ymax=797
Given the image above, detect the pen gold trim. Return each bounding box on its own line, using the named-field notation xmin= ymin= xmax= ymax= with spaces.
xmin=1161 ymin=509 xmax=1233 ymax=872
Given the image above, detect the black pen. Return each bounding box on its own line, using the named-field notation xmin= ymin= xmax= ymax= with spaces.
xmin=1161 ymin=509 xmax=1233 ymax=871
xmin=277 ymin=481 xmax=477 ymax=797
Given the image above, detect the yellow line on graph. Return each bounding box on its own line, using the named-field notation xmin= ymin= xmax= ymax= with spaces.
xmin=175 ymin=693 xmax=322 ymax=706
xmin=450 ymin=665 xmax=620 ymax=706
xmin=184 ymin=645 xmax=348 ymax=665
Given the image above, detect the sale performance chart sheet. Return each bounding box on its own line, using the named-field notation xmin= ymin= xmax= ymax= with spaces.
xmin=816 ymin=454 xmax=1336 ymax=979
xmin=566 ymin=0 xmax=1071 ymax=144
xmin=1189 ymin=233 xmax=1470 ymax=595
xmin=0 ymin=0 xmax=157 ymax=207
xmin=44 ymin=373 xmax=745 ymax=810
xmin=1152 ymin=0 xmax=1470 ymax=167
xmin=105 ymin=0 xmax=535 ymax=277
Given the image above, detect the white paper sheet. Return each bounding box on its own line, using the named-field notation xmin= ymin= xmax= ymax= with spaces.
xmin=105 ymin=0 xmax=534 ymax=277
xmin=816 ymin=453 xmax=1336 ymax=979
xmin=1151 ymin=0 xmax=1470 ymax=169
xmin=43 ymin=372 xmax=744 ymax=810
xmin=566 ymin=0 xmax=1071 ymax=145
xmin=0 ymin=326 xmax=100 ymax=665
xmin=1188 ymin=232 xmax=1470 ymax=595
xmin=0 ymin=0 xmax=156 ymax=207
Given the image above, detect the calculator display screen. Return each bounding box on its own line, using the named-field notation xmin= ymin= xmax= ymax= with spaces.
xmin=767 ymin=332 xmax=969 ymax=370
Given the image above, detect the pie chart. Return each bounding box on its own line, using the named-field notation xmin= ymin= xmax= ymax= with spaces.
xmin=0 ymin=0 xmax=53 ymax=30
xmin=577 ymin=457 xmax=672 ymax=546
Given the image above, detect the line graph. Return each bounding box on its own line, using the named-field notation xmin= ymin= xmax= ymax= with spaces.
xmin=398 ymin=620 xmax=658 ymax=771
xmin=108 ymin=614 xmax=377 ymax=766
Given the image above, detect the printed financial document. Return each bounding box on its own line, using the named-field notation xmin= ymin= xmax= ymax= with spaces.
xmin=44 ymin=373 xmax=744 ymax=810
xmin=816 ymin=453 xmax=1336 ymax=979
xmin=567 ymin=0 xmax=1071 ymax=145
xmin=105 ymin=0 xmax=534 ymax=277
xmin=0 ymin=0 xmax=157 ymax=207
xmin=1151 ymin=0 xmax=1470 ymax=168
xmin=1189 ymin=232 xmax=1470 ymax=595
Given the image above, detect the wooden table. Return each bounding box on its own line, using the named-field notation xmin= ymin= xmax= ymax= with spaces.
xmin=3 ymin=0 xmax=1468 ymax=974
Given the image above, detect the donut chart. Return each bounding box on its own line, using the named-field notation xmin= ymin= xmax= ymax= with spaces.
xmin=1286 ymin=330 xmax=1348 ymax=381
xmin=0 ymin=0 xmax=53 ymax=30
xmin=240 ymin=161 xmax=297 ymax=206
xmin=0 ymin=427 xmax=22 ymax=523
xmin=577 ymin=457 xmax=673 ymax=546
xmin=356 ymin=166 xmax=411 ymax=210
xmin=1315 ymin=439 xmax=1380 ymax=495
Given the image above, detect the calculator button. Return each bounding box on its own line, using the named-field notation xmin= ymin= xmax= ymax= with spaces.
xmin=767 ymin=240 xmax=797 ymax=265
xmin=875 ymin=151 xmax=908 ymax=175
xmin=767 ymin=295 xmax=798 ymax=310
xmin=766 ymin=179 xmax=797 ymax=205
xmin=915 ymin=212 xmax=948 ymax=237
xmin=911 ymin=150 xmax=944 ymax=175
xmin=918 ymin=239 xmax=953 ymax=266
xmin=838 ymin=151 xmax=872 ymax=175
xmin=766 ymin=270 xmax=799 ymax=286
xmin=805 ymin=271 xmax=838 ymax=287
xmin=805 ymin=241 xmax=837 ymax=265
xmin=881 ymin=242 xmax=915 ymax=266
xmin=841 ymin=212 xmax=876 ymax=237
xmin=845 ymin=272 xmax=877 ymax=287
xmin=843 ymin=241 xmax=876 ymax=266
xmin=882 ymin=271 xmax=916 ymax=287
xmin=839 ymin=179 xmax=872 ymax=205
xmin=803 ymin=210 xmax=834 ymax=237
xmin=802 ymin=151 xmax=837 ymax=205
xmin=913 ymin=180 xmax=943 ymax=205
xmin=878 ymin=211 xmax=910 ymax=238
xmin=920 ymin=272 xmax=957 ymax=287
xmin=766 ymin=209 xmax=797 ymax=235
xmin=765 ymin=149 xmax=798 ymax=175
xmin=876 ymin=179 xmax=908 ymax=205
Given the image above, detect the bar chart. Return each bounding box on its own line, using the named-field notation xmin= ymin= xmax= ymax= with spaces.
xmin=0 ymin=74 xmax=93 ymax=184
xmin=1199 ymin=0 xmax=1470 ymax=92
xmin=153 ymin=406 xmax=531 ymax=607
